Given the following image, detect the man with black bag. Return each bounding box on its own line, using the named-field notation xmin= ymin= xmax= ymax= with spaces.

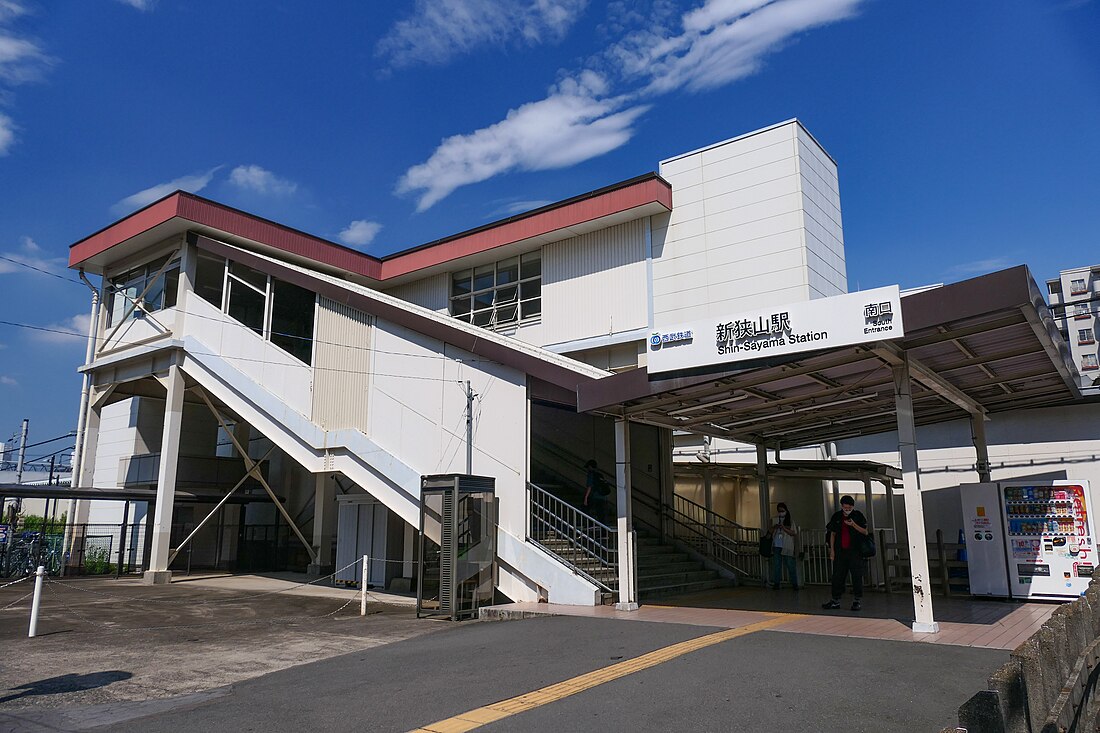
xmin=821 ymin=495 xmax=870 ymax=612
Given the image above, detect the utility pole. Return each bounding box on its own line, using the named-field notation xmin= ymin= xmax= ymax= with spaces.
xmin=15 ymin=419 xmax=28 ymax=485
xmin=465 ymin=381 xmax=475 ymax=475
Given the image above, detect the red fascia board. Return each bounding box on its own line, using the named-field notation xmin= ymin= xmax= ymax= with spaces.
xmin=69 ymin=175 xmax=672 ymax=279
xmin=379 ymin=177 xmax=672 ymax=278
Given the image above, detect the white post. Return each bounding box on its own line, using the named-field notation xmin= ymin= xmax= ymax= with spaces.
xmin=971 ymin=414 xmax=992 ymax=483
xmin=310 ymin=473 xmax=335 ymax=575
xmin=614 ymin=418 xmax=638 ymax=611
xmin=360 ymin=554 xmax=369 ymax=616
xmin=145 ymin=363 xmax=185 ymax=584
xmin=28 ymin=565 xmax=44 ymax=638
xmin=892 ymin=356 xmax=939 ymax=633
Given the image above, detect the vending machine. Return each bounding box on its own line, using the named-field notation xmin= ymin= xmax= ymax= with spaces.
xmin=960 ymin=480 xmax=1096 ymax=600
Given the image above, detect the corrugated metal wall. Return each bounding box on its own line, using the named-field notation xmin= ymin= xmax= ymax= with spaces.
xmin=312 ymin=297 xmax=373 ymax=433
xmin=382 ymin=272 xmax=449 ymax=313
xmin=541 ymin=218 xmax=648 ymax=345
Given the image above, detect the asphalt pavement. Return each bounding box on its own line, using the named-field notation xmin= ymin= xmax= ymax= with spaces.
xmin=1 ymin=615 xmax=1005 ymax=733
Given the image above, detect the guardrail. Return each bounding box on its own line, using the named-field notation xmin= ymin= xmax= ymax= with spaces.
xmin=527 ymin=482 xmax=618 ymax=594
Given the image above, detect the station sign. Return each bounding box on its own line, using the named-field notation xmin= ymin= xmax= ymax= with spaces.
xmin=647 ymin=285 xmax=904 ymax=375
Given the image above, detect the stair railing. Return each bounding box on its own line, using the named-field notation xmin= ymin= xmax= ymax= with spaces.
xmin=633 ymin=491 xmax=765 ymax=582
xmin=527 ymin=482 xmax=618 ymax=594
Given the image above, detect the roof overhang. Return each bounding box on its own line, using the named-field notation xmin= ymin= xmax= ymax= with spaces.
xmin=578 ymin=266 xmax=1083 ymax=448
xmin=69 ymin=174 xmax=672 ymax=281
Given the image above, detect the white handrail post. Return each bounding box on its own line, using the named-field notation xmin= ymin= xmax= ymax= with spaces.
xmin=28 ymin=566 xmax=45 ymax=638
xmin=360 ymin=554 xmax=369 ymax=616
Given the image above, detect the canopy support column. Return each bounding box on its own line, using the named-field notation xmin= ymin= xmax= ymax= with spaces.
xmin=892 ymin=354 xmax=938 ymax=633
xmin=971 ymin=414 xmax=992 ymax=483
xmin=756 ymin=444 xmax=771 ymax=530
xmin=614 ymin=417 xmax=638 ymax=611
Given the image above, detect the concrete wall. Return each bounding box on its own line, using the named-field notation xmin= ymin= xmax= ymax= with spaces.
xmin=653 ymin=119 xmax=847 ymax=327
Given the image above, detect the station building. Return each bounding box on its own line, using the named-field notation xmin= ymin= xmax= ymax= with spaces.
xmin=58 ymin=120 xmax=1098 ymax=627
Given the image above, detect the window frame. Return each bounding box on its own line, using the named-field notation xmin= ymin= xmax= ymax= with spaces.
xmin=449 ymin=251 xmax=541 ymax=330
xmin=105 ymin=255 xmax=182 ymax=328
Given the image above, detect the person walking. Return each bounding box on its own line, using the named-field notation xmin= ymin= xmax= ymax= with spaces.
xmin=769 ymin=502 xmax=799 ymax=590
xmin=821 ymin=495 xmax=870 ymax=611
xmin=583 ymin=459 xmax=612 ymax=526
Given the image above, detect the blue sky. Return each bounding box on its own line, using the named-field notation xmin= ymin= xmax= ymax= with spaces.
xmin=0 ymin=0 xmax=1098 ymax=452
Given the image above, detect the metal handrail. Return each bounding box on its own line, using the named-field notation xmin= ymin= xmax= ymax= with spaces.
xmin=633 ymin=491 xmax=765 ymax=581
xmin=527 ymin=482 xmax=618 ymax=594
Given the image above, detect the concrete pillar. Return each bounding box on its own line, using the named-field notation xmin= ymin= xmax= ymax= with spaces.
xmin=756 ymin=444 xmax=770 ymax=530
xmin=145 ymin=363 xmax=185 ymax=584
xmin=309 ymin=472 xmax=336 ymax=575
xmin=892 ymin=355 xmax=938 ymax=633
xmin=971 ymin=414 xmax=992 ymax=483
xmin=614 ymin=417 xmax=638 ymax=611
xmin=658 ymin=428 xmax=675 ymax=542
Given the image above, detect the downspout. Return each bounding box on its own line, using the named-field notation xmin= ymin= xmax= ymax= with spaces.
xmin=61 ymin=270 xmax=100 ymax=576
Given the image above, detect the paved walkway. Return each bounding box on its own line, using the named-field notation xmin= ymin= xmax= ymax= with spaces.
xmin=485 ymin=586 xmax=1056 ymax=650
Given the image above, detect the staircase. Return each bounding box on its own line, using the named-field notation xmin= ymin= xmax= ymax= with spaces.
xmin=532 ymin=533 xmax=617 ymax=604
xmin=636 ymin=528 xmax=733 ymax=601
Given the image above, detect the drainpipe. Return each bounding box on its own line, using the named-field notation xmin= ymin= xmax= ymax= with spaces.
xmin=61 ymin=271 xmax=100 ymax=576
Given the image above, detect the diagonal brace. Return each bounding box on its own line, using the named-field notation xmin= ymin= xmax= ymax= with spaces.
xmin=872 ymin=342 xmax=987 ymax=418
xmin=193 ymin=386 xmax=319 ymax=564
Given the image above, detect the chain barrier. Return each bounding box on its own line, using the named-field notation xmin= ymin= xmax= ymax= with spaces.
xmin=41 ymin=577 xmax=367 ymax=632
xmin=0 ymin=575 xmax=31 ymax=590
xmin=42 ymin=557 xmax=367 ymax=606
xmin=0 ymin=589 xmax=34 ymax=612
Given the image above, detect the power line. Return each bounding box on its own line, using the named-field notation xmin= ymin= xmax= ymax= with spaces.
xmin=0 ymin=255 xmax=83 ymax=285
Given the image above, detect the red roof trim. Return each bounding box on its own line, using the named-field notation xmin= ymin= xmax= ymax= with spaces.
xmin=69 ymin=174 xmax=673 ymax=279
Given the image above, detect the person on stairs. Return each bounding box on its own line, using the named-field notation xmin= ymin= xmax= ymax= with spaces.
xmin=769 ymin=502 xmax=799 ymax=590
xmin=821 ymin=495 xmax=870 ymax=612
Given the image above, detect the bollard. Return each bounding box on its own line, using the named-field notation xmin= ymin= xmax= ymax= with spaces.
xmin=360 ymin=554 xmax=369 ymax=616
xmin=28 ymin=565 xmax=44 ymax=638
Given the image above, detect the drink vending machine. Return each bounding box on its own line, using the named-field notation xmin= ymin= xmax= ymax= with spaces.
xmin=960 ymin=480 xmax=1095 ymax=600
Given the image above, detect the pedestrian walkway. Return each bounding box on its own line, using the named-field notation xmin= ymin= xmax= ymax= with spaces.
xmin=483 ymin=586 xmax=1056 ymax=650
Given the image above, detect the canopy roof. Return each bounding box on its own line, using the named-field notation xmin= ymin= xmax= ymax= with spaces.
xmin=578 ymin=266 xmax=1082 ymax=448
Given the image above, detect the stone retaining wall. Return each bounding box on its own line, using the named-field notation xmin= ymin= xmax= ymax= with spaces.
xmin=949 ymin=580 xmax=1100 ymax=733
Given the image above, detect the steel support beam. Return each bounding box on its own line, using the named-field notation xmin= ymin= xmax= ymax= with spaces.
xmin=892 ymin=355 xmax=938 ymax=633
xmin=873 ymin=343 xmax=985 ymax=418
xmin=756 ymin=444 xmax=771 ymax=531
xmin=971 ymin=414 xmax=992 ymax=482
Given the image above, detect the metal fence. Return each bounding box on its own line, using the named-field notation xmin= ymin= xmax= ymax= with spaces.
xmin=527 ymin=482 xmax=618 ymax=594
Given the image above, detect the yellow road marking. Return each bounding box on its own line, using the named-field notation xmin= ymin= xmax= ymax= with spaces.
xmin=408 ymin=614 xmax=800 ymax=733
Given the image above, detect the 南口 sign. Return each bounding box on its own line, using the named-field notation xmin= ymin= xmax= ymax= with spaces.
xmin=647 ymin=285 xmax=904 ymax=375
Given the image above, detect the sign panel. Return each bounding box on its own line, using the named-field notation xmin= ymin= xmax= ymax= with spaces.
xmin=647 ymin=285 xmax=904 ymax=375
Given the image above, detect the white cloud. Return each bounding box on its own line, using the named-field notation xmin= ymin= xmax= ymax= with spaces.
xmin=398 ymin=72 xmax=647 ymax=211
xmin=0 ymin=375 xmax=17 ymax=386
xmin=115 ymin=0 xmax=154 ymax=9
xmin=29 ymin=312 xmax=91 ymax=345
xmin=945 ymin=257 xmax=1014 ymax=278
xmin=228 ymin=164 xmax=298 ymax=196
xmin=496 ymin=199 xmax=555 ymax=216
xmin=619 ymin=0 xmax=864 ymax=94
xmin=111 ymin=166 xmax=222 ymax=216
xmin=397 ymin=0 xmax=863 ymax=208
xmin=378 ymin=0 xmax=588 ymax=68
xmin=0 ymin=111 xmax=15 ymax=155
xmin=0 ymin=236 xmax=64 ymax=277
xmin=338 ymin=220 xmax=383 ymax=248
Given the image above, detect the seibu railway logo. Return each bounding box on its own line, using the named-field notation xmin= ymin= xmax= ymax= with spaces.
xmin=649 ymin=329 xmax=693 ymax=350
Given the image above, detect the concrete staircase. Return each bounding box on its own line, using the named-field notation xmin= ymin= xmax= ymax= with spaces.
xmin=532 ymin=534 xmax=617 ymax=603
xmin=637 ymin=529 xmax=732 ymax=601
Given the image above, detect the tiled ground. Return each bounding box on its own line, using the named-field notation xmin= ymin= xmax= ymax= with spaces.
xmin=488 ymin=586 xmax=1057 ymax=650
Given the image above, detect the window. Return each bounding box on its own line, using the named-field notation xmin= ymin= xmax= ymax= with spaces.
xmin=270 ymin=279 xmax=316 ymax=364
xmin=1052 ymin=305 xmax=1067 ymax=320
xmin=1048 ymin=281 xmax=1062 ymax=295
xmin=1075 ymin=303 xmax=1092 ymax=320
xmin=1071 ymin=279 xmax=1087 ymax=295
xmin=450 ymin=251 xmax=541 ymax=329
xmin=194 ymin=255 xmax=316 ymax=365
xmin=106 ymin=255 xmax=181 ymax=327
xmin=1083 ymin=354 xmax=1099 ymax=371
xmin=1079 ymin=329 xmax=1095 ymax=345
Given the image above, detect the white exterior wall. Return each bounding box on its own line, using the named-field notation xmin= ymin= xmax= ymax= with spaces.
xmin=184 ymin=293 xmax=313 ymax=419
xmin=538 ymin=219 xmax=649 ymax=347
xmin=653 ymin=120 xmax=847 ymax=328
xmin=835 ymin=403 xmax=1100 ymax=543
xmin=382 ymin=272 xmax=449 ymax=313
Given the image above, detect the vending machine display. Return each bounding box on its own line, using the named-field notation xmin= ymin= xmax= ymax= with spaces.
xmin=1001 ymin=481 xmax=1095 ymax=599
